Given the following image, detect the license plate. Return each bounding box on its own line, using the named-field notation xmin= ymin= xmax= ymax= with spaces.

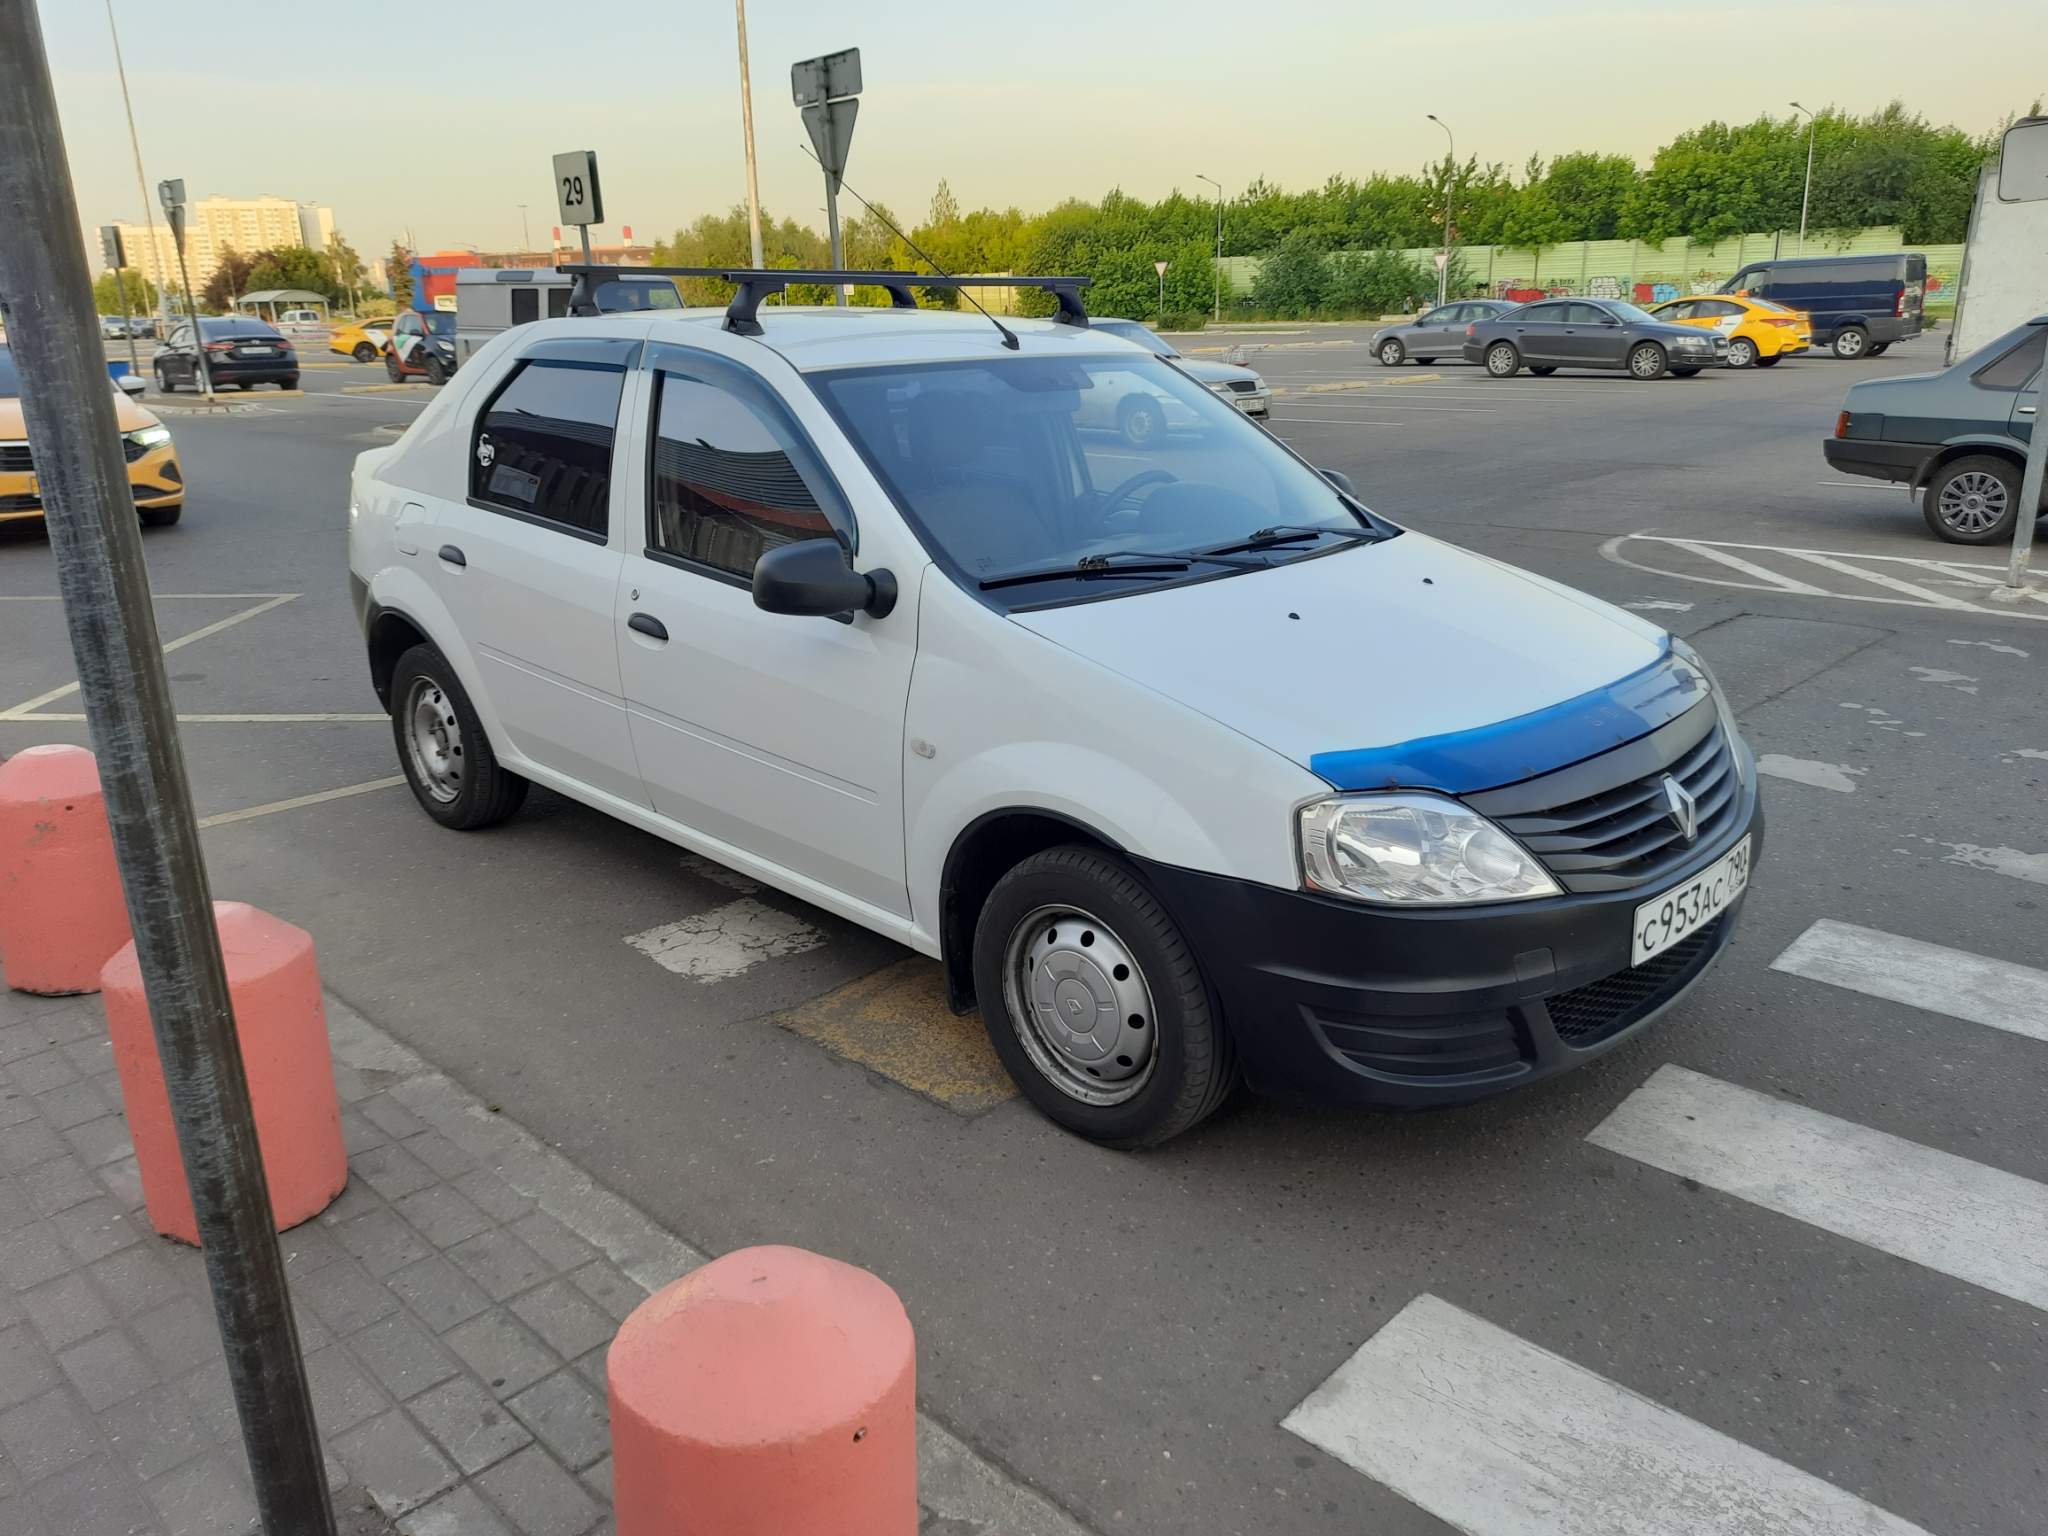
xmin=239 ymin=347 xmax=275 ymax=357
xmin=1631 ymin=836 xmax=1750 ymax=965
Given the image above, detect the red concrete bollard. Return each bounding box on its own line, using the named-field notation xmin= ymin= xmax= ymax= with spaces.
xmin=100 ymin=902 xmax=348 ymax=1245
xmin=610 ymin=1245 xmax=918 ymax=1536
xmin=0 ymin=745 xmax=131 ymax=995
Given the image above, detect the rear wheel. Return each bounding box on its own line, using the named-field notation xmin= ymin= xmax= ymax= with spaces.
xmin=1628 ymin=342 xmax=1668 ymax=380
xmin=1922 ymin=455 xmax=2021 ymax=545
xmin=352 ymin=342 xmax=377 ymax=363
xmin=1377 ymin=339 xmax=1405 ymax=366
xmin=1832 ymin=326 xmax=1870 ymax=359
xmin=1413 ymin=355 xmax=1436 ymax=364
xmin=1726 ymin=336 xmax=1758 ymax=368
xmin=972 ymin=846 xmax=1236 ymax=1148
xmin=139 ymin=504 xmax=182 ymax=528
xmin=389 ymin=644 xmax=527 ymax=830
xmin=1528 ymin=365 xmax=1557 ymax=376
xmin=384 ymin=351 xmax=403 ymax=382
xmin=1754 ymin=355 xmax=1783 ymax=368
xmin=423 ymin=355 xmax=448 ymax=387
xmin=154 ymin=363 xmax=175 ymax=393
xmin=1671 ymin=367 xmax=1701 ymax=378
xmin=1485 ymin=342 xmax=1521 ymax=378
xmin=1117 ymin=394 xmax=1162 ymax=447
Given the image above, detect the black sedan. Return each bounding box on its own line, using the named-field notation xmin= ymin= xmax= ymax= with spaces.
xmin=1463 ymin=298 xmax=1727 ymax=380
xmin=154 ymin=318 xmax=299 ymax=392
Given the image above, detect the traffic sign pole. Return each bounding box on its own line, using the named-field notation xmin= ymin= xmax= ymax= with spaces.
xmin=794 ymin=49 xmax=862 ymax=307
xmin=101 ymin=225 xmax=142 ymax=379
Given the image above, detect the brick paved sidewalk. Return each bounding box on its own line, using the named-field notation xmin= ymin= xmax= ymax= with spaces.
xmin=0 ymin=973 xmax=1091 ymax=1536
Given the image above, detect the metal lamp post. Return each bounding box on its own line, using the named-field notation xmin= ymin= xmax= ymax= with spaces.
xmin=1427 ymin=114 xmax=1455 ymax=305
xmin=1790 ymin=102 xmax=1816 ymax=254
xmin=734 ymin=0 xmax=765 ymax=268
xmin=1196 ymin=173 xmax=1222 ymax=323
xmin=518 ymin=202 xmax=531 ymax=252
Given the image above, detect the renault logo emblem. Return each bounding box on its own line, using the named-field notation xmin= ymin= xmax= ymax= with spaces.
xmin=1661 ymin=776 xmax=1698 ymax=844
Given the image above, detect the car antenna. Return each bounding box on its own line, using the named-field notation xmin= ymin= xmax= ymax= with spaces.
xmin=798 ymin=143 xmax=1019 ymax=351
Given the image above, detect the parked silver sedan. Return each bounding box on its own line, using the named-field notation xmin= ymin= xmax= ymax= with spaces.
xmin=1374 ymin=300 xmax=1520 ymax=366
xmin=1091 ymin=319 xmax=1272 ymax=420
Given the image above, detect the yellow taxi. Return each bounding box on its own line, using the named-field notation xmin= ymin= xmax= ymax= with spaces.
xmin=329 ymin=316 xmax=396 ymax=363
xmin=1648 ymin=294 xmax=1812 ymax=369
xmin=0 ymin=348 xmax=184 ymax=529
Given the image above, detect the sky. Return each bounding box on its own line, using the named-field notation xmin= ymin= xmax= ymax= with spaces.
xmin=38 ymin=0 xmax=2046 ymax=263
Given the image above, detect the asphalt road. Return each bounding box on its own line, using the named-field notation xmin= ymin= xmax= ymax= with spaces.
xmin=7 ymin=323 xmax=2046 ymax=1536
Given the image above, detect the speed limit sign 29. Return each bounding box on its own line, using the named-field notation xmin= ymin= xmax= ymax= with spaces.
xmin=552 ymin=150 xmax=604 ymax=228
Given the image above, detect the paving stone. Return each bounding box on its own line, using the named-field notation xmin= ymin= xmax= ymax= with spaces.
xmin=579 ymin=1454 xmax=611 ymax=1504
xmin=410 ymin=1375 xmax=533 ymax=1474
xmin=21 ymin=1270 xmax=114 ymax=1352
xmin=507 ymin=1281 xmax=614 ymax=1362
xmin=388 ymin=1255 xmax=492 ymax=1334
xmin=446 ymin=1230 xmax=550 ymax=1303
xmin=397 ymin=1482 xmax=517 ymax=1536
xmin=565 ymin=1264 xmax=644 ymax=1326
xmin=0 ymin=1176 xmax=35 ymax=1236
xmin=1 ymin=1220 xmax=67 ymax=1293
xmin=0 ymin=1449 xmax=18 ymax=1500
xmin=334 ymin=1409 xmax=460 ymax=1517
xmin=0 ymin=1021 xmax=52 ymax=1062
xmin=175 ymin=1359 xmax=238 ymax=1444
xmin=59 ymin=1326 xmax=158 ymax=1410
xmin=62 ymin=1113 xmax=135 ymax=1170
xmin=329 ymin=1062 xmax=373 ymax=1104
xmin=319 ymin=1176 xmax=389 ymax=1227
xmin=30 ymin=1451 xmax=161 ymax=1536
xmin=0 ymin=1083 xmax=36 ymax=1127
xmin=101 ymin=1382 xmax=214 ymax=1480
xmin=60 ymin=1036 xmax=114 ymax=1079
xmin=0 ymin=1323 xmax=62 ymax=1410
xmin=508 ymin=1371 xmax=608 ymax=1472
xmin=340 ymin=1207 xmax=435 ymax=1279
xmin=296 ymin=1256 xmax=401 ymax=1334
xmin=97 ymin=1155 xmax=145 ymax=1212
xmin=278 ymin=1218 xmax=347 ymax=1276
xmin=342 ymin=1109 xmax=390 ymax=1157
xmin=148 ymin=1450 xmax=258 ymax=1536
xmin=132 ymin=1297 xmax=222 ymax=1379
xmin=307 ymin=1342 xmax=391 ymax=1437
xmin=506 ymin=1213 xmax=593 ymax=1276
xmin=571 ymin=1349 xmax=607 ymax=1394
xmin=0 ymin=1118 xmax=66 ymax=1172
xmin=89 ymin=1247 xmax=183 ymax=1318
xmin=52 ymin=1195 xmax=145 ymax=1262
xmin=474 ymin=1444 xmax=601 ymax=1536
xmin=354 ymin=1144 xmax=439 ymax=1202
xmin=403 ymin=1131 xmax=480 ymax=1182
xmin=34 ymin=1081 xmax=111 ymax=1134
xmin=0 ymin=1387 xmax=94 ymax=1481
xmin=396 ymin=1185 xmax=492 ymax=1249
xmin=40 ymin=1008 xmax=102 ymax=1046
xmin=8 ymin=1049 xmax=78 ymax=1096
xmin=348 ymin=1312 xmax=461 ymax=1401
xmin=443 ymin=1312 xmax=560 ymax=1401
xmin=359 ymin=1094 xmax=428 ymax=1141
xmin=22 ymin=1153 xmax=102 ymax=1216
xmin=452 ymin=1170 xmax=533 ymax=1225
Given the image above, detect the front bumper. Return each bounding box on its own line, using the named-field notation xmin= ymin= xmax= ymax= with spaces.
xmin=0 ymin=444 xmax=183 ymax=522
xmin=1135 ymin=785 xmax=1762 ymax=1109
xmin=1231 ymin=389 xmax=1271 ymax=417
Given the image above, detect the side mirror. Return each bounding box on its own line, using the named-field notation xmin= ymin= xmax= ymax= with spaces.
xmin=1319 ymin=468 xmax=1358 ymax=498
xmin=752 ymin=538 xmax=897 ymax=620
xmin=115 ymin=373 xmax=146 ymax=397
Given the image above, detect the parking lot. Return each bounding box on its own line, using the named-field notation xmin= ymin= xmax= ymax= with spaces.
xmin=5 ymin=323 xmax=2046 ymax=1535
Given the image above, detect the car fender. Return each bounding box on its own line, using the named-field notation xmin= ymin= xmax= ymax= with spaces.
xmin=362 ymin=570 xmax=514 ymax=756
xmin=1917 ymin=432 xmax=2029 ymax=489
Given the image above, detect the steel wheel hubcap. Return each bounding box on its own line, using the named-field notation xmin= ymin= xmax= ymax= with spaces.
xmin=1002 ymin=904 xmax=1157 ymax=1106
xmin=1382 ymin=344 xmax=1400 ymax=363
xmin=1940 ymin=473 xmax=2007 ymax=533
xmin=402 ymin=677 xmax=464 ymax=803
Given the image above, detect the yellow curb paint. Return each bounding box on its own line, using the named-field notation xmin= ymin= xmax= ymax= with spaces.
xmin=197 ymin=776 xmax=406 ymax=829
xmin=1383 ymin=373 xmax=1444 ymax=386
xmin=1304 ymin=380 xmax=1374 ymax=394
xmin=771 ymin=958 xmax=1016 ymax=1113
xmin=340 ymin=383 xmax=433 ymax=395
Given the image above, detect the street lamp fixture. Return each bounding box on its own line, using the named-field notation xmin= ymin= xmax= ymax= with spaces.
xmin=1195 ymin=173 xmax=1223 ymax=324
xmin=1790 ymin=102 xmax=1816 ymax=255
xmin=1427 ymin=114 xmax=1454 ymax=305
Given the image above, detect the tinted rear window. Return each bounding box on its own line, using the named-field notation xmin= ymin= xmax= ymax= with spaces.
xmin=0 ymin=347 xmax=18 ymax=397
xmin=1974 ymin=328 xmax=2047 ymax=391
xmin=200 ymin=319 xmax=283 ymax=339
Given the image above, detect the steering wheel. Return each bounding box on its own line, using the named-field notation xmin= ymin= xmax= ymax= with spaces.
xmin=1098 ymin=469 xmax=1177 ymax=520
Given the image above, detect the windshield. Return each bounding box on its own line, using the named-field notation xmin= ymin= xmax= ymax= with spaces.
xmin=0 ymin=347 xmax=18 ymax=398
xmin=810 ymin=353 xmax=1380 ymax=603
xmin=1093 ymin=319 xmax=1172 ymax=356
xmin=1598 ymin=300 xmax=1659 ymax=324
xmin=424 ymin=311 xmax=456 ymax=337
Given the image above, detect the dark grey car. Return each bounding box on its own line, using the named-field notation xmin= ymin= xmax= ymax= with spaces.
xmin=1462 ymin=297 xmax=1727 ymax=379
xmin=1824 ymin=316 xmax=2044 ymax=544
xmin=1373 ymin=300 xmax=1517 ymax=367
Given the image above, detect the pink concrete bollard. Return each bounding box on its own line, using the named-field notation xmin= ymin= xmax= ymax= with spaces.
xmin=0 ymin=745 xmax=131 ymax=995
xmin=100 ymin=902 xmax=348 ymax=1245
xmin=609 ymin=1245 xmax=918 ymax=1536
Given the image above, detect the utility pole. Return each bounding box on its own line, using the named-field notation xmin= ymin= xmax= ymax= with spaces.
xmin=1196 ymin=173 xmax=1222 ymax=323
xmin=735 ymin=0 xmax=765 ymax=268
xmin=1791 ymin=102 xmax=1815 ymax=255
xmin=1428 ymin=113 xmax=1455 ymax=306
xmin=0 ymin=9 xmax=336 ymax=1535
xmin=1155 ymin=259 xmax=1168 ymax=324
xmin=105 ymin=0 xmax=172 ymax=338
xmin=159 ymin=179 xmax=214 ymax=401
xmin=101 ymin=225 xmax=142 ymax=380
xmin=518 ymin=203 xmax=531 ymax=253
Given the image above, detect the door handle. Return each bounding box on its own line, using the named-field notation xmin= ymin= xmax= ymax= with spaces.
xmin=2020 ymin=405 xmax=2038 ymax=415
xmin=628 ymin=612 xmax=669 ymax=642
xmin=438 ymin=544 xmax=466 ymax=567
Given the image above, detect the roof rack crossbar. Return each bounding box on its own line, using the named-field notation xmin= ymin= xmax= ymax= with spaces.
xmin=553 ymin=263 xmax=1092 ymax=334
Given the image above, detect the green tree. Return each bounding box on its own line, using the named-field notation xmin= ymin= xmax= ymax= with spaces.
xmin=1249 ymin=230 xmax=1330 ymax=317
xmin=200 ymin=247 xmax=257 ymax=312
xmin=92 ymin=267 xmax=157 ymax=315
xmin=326 ymin=233 xmax=367 ymax=311
xmin=388 ymin=241 xmax=414 ymax=308
xmin=242 ymin=245 xmax=343 ymax=304
xmin=651 ymin=205 xmax=829 ymax=304
xmin=1537 ymin=152 xmax=1639 ymax=241
xmin=1327 ymin=249 xmax=1435 ymax=316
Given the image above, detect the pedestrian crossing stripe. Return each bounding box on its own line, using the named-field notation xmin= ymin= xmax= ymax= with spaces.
xmin=1772 ymin=919 xmax=2048 ymax=1045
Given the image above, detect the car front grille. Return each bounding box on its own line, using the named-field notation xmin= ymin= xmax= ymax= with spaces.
xmin=0 ymin=444 xmax=31 ymax=473
xmin=1543 ymin=916 xmax=1727 ymax=1046
xmin=0 ymin=493 xmax=41 ymax=513
xmin=1464 ymin=702 xmax=1739 ymax=894
xmin=1223 ymin=379 xmax=1259 ymax=394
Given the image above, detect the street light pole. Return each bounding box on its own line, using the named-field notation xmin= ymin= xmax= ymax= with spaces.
xmin=105 ymin=0 xmax=171 ymax=338
xmin=1428 ymin=113 xmax=1455 ymax=305
xmin=518 ymin=202 xmax=531 ymax=252
xmin=734 ymin=0 xmax=766 ymax=268
xmin=1196 ymin=173 xmax=1222 ymax=323
xmin=1791 ymin=102 xmax=1815 ymax=255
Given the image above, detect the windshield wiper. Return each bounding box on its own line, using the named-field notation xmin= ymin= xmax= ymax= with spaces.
xmin=1198 ymin=524 xmax=1384 ymax=559
xmin=977 ymin=548 xmax=1260 ymax=592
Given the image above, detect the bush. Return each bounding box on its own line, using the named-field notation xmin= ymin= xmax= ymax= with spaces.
xmin=1249 ymin=231 xmax=1330 ymax=317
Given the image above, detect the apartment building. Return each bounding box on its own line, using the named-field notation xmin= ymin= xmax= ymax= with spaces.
xmin=113 ymin=196 xmax=336 ymax=292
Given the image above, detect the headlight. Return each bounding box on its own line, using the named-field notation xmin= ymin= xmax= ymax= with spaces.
xmin=1207 ymin=380 xmax=1233 ymax=394
xmin=1298 ymin=793 xmax=1559 ymax=906
xmin=125 ymin=425 xmax=172 ymax=448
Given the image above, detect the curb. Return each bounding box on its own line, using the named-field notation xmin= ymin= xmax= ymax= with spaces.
xmin=341 ymin=383 xmax=434 ymax=396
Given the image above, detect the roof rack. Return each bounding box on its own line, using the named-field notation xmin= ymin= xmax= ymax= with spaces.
xmin=556 ymin=265 xmax=1092 ymax=337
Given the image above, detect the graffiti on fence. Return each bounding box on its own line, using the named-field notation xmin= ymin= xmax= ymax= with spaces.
xmin=1587 ymin=274 xmax=1623 ymax=299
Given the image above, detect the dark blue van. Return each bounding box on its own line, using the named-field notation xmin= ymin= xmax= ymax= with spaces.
xmin=1720 ymin=253 xmax=1926 ymax=360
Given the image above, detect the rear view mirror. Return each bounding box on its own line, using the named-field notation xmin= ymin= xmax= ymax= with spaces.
xmin=114 ymin=373 xmax=145 ymax=397
xmin=752 ymin=538 xmax=897 ymax=620
xmin=1319 ymin=468 xmax=1358 ymax=498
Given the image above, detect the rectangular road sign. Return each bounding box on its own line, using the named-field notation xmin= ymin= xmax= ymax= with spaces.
xmin=1998 ymin=118 xmax=2048 ymax=202
xmin=156 ymin=177 xmax=183 ymax=214
xmin=552 ymin=150 xmax=603 ymax=228
xmin=99 ymin=225 xmax=125 ymax=271
xmin=791 ymin=47 xmax=861 ymax=107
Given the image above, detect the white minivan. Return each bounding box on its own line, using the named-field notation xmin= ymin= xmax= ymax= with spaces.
xmin=348 ymin=285 xmax=1761 ymax=1146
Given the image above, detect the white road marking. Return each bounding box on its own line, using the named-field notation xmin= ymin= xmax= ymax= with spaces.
xmin=0 ymin=592 xmax=295 ymax=601
xmin=1588 ymin=1065 xmax=2048 ymax=1312
xmin=0 ymin=593 xmax=299 ymax=717
xmin=1665 ymin=539 xmax=1828 ymax=593
xmin=1940 ymin=842 xmax=2048 ymax=886
xmin=197 ymin=776 xmax=405 ymax=829
xmin=1268 ymin=400 xmax=1500 ymax=414
xmin=1756 ymin=754 xmax=1862 ymax=792
xmin=4 ymin=711 xmax=386 ymax=724
xmin=1624 ymin=598 xmax=1694 ymax=611
xmin=1771 ymin=918 xmax=2048 ymax=1045
xmin=624 ymin=898 xmax=825 ymax=983
xmin=1267 ymin=416 xmax=1404 ymax=427
xmin=1283 ymin=1293 xmax=1932 ymax=1536
xmin=1908 ymin=665 xmax=1978 ymax=694
xmin=1784 ymin=550 xmax=1976 ymax=609
xmin=1949 ymin=638 xmax=2029 ymax=657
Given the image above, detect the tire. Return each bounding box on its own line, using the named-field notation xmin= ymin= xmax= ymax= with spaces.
xmin=1726 ymin=336 xmax=1758 ymax=369
xmin=1868 ymin=342 xmax=1890 ymax=356
xmin=352 ymin=342 xmax=377 ymax=363
xmin=1529 ymin=365 xmax=1557 ymax=376
xmin=233 ymin=381 xmax=250 ymax=391
xmin=1671 ymin=367 xmax=1701 ymax=378
xmin=423 ymin=355 xmax=448 ymax=387
xmin=139 ymin=504 xmax=182 ymax=528
xmin=1832 ymin=326 xmax=1869 ymax=360
xmin=972 ymin=845 xmax=1237 ymax=1148
xmin=280 ymin=376 xmax=299 ymax=390
xmin=1922 ymin=454 xmax=2021 ymax=545
xmin=154 ymin=364 xmax=175 ymax=394
xmin=1484 ymin=341 xmax=1521 ymax=378
xmin=1117 ymin=394 xmax=1163 ymax=447
xmin=1627 ymin=342 xmax=1668 ymax=380
xmin=1754 ymin=355 xmax=1783 ymax=368
xmin=389 ymin=644 xmax=528 ymax=830
xmin=384 ymin=351 xmax=403 ymax=382
xmin=1377 ymin=339 xmax=1405 ymax=367
xmin=1413 ymin=356 xmax=1435 ymax=364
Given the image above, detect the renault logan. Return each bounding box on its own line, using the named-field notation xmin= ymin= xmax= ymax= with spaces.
xmin=348 ymin=293 xmax=1761 ymax=1147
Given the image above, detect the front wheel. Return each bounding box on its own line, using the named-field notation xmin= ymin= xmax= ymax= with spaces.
xmin=1754 ymin=355 xmax=1783 ymax=368
xmin=973 ymin=846 xmax=1236 ymax=1148
xmin=1671 ymin=367 xmax=1701 ymax=378
xmin=384 ymin=351 xmax=403 ymax=382
xmin=1377 ymin=339 xmax=1405 ymax=367
xmin=1529 ymin=365 xmax=1558 ymax=376
xmin=1726 ymin=337 xmax=1758 ymax=369
xmin=1117 ymin=394 xmax=1162 ymax=447
xmin=1868 ymin=342 xmax=1891 ymax=356
xmin=1485 ymin=342 xmax=1521 ymax=378
xmin=423 ymin=355 xmax=448 ymax=386
xmin=139 ymin=504 xmax=182 ymax=528
xmin=1922 ymin=455 xmax=2020 ymax=545
xmin=1628 ymin=342 xmax=1668 ymax=380
xmin=154 ymin=365 xmax=175 ymax=394
xmin=389 ymin=644 xmax=528 ymax=830
xmin=1832 ymin=326 xmax=1869 ymax=360
xmin=352 ymin=342 xmax=377 ymax=363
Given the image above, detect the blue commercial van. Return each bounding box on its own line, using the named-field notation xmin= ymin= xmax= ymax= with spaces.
xmin=1720 ymin=253 xmax=1926 ymax=359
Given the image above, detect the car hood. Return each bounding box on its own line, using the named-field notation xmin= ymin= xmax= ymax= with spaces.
xmin=1176 ymin=357 xmax=1261 ymax=385
xmin=0 ymin=393 xmax=158 ymax=436
xmin=1011 ymin=533 xmax=1689 ymax=793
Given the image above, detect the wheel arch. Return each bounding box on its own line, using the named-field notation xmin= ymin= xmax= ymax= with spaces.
xmin=1915 ymin=438 xmax=2026 ymax=492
